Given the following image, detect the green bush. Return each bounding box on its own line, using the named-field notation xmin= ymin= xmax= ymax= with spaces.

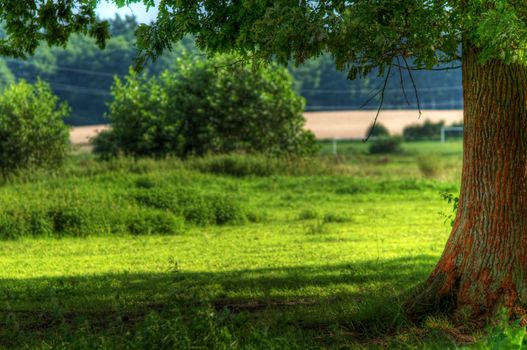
xmin=90 ymin=130 xmax=120 ymax=160
xmin=0 ymin=209 xmax=28 ymax=239
xmin=403 ymin=119 xmax=444 ymax=141
xmin=210 ymin=195 xmax=247 ymax=225
xmin=366 ymin=122 xmax=390 ymax=138
xmin=94 ymin=55 xmax=318 ymax=158
xmin=0 ymin=80 xmax=70 ymax=176
xmin=48 ymin=205 xmax=90 ymax=237
xmin=131 ymin=187 xmax=247 ymax=226
xmin=368 ymin=136 xmax=402 ymax=154
xmin=132 ymin=188 xmax=179 ymax=212
xmin=127 ymin=209 xmax=184 ymax=235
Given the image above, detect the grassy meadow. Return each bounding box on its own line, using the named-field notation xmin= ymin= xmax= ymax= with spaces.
xmin=0 ymin=140 xmax=493 ymax=349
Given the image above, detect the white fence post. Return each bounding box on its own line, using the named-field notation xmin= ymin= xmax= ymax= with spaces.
xmin=333 ymin=139 xmax=337 ymax=155
xmin=440 ymin=126 xmax=464 ymax=143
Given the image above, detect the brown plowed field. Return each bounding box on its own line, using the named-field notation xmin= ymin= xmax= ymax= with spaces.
xmin=70 ymin=109 xmax=463 ymax=145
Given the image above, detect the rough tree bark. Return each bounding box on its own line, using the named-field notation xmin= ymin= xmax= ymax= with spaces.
xmin=406 ymin=43 xmax=527 ymax=321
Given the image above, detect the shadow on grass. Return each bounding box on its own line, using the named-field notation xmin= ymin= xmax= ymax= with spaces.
xmin=0 ymin=254 xmax=440 ymax=348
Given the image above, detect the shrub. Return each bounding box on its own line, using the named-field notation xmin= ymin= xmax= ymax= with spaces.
xmin=403 ymin=119 xmax=444 ymax=141
xmin=90 ymin=130 xmax=120 ymax=160
xmin=94 ymin=55 xmax=318 ymax=158
xmin=132 ymin=188 xmax=179 ymax=212
xmin=0 ymin=209 xmax=28 ymax=239
xmin=127 ymin=209 xmax=184 ymax=235
xmin=131 ymin=187 xmax=247 ymax=226
xmin=210 ymin=195 xmax=247 ymax=225
xmin=0 ymin=80 xmax=70 ymax=176
xmin=27 ymin=209 xmax=54 ymax=237
xmin=48 ymin=205 xmax=90 ymax=237
xmin=368 ymin=136 xmax=402 ymax=154
xmin=417 ymin=155 xmax=442 ymax=178
xmin=365 ymin=122 xmax=390 ymax=138
xmin=0 ymin=205 xmax=89 ymax=239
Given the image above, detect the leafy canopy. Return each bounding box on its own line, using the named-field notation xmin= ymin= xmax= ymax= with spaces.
xmin=122 ymin=0 xmax=527 ymax=77
xmin=1 ymin=1 xmax=525 ymax=76
xmin=0 ymin=1 xmax=111 ymax=57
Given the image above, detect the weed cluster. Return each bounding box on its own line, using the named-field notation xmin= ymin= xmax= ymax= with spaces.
xmin=131 ymin=187 xmax=248 ymax=226
xmin=188 ymin=153 xmax=347 ymax=177
xmin=0 ymin=170 xmax=256 ymax=239
xmin=417 ymin=155 xmax=443 ymax=178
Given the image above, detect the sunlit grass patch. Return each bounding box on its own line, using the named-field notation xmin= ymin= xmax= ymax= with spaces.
xmin=0 ymin=145 xmax=470 ymax=348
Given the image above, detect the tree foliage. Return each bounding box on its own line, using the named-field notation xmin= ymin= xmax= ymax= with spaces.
xmin=0 ymin=1 xmax=109 ymax=57
xmin=0 ymin=80 xmax=70 ymax=176
xmin=127 ymin=1 xmax=527 ymax=74
xmin=0 ymin=2 xmax=523 ymax=122
xmin=1 ymin=15 xmax=196 ymax=125
xmin=0 ymin=14 xmax=464 ymax=126
xmin=96 ymin=55 xmax=317 ymax=158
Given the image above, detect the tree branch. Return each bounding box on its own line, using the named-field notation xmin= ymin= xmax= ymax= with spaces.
xmin=362 ymin=65 xmax=392 ymax=142
xmin=402 ymin=56 xmax=422 ymax=118
xmin=396 ymin=56 xmax=411 ymax=106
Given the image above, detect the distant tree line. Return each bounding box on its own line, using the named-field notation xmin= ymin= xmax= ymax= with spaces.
xmin=0 ymin=15 xmax=194 ymax=125
xmin=0 ymin=16 xmax=463 ymax=126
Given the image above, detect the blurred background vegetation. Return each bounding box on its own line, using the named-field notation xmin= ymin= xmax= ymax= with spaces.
xmin=0 ymin=15 xmax=463 ymax=126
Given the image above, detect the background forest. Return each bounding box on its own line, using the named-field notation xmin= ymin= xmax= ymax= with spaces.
xmin=0 ymin=15 xmax=462 ymax=126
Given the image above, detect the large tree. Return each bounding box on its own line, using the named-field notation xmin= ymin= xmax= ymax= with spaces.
xmin=1 ymin=1 xmax=526 ymax=322
xmin=128 ymin=1 xmax=527 ymax=323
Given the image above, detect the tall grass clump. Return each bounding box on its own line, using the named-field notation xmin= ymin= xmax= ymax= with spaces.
xmin=127 ymin=208 xmax=184 ymax=235
xmin=417 ymin=155 xmax=442 ymax=178
xmin=188 ymin=154 xmax=282 ymax=177
xmin=297 ymin=208 xmax=319 ymax=220
xmin=130 ymin=186 xmax=248 ymax=225
xmin=189 ymin=154 xmax=348 ymax=177
xmin=468 ymin=310 xmax=527 ymax=349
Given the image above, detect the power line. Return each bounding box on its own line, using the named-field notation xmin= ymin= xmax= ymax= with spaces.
xmin=19 ymin=77 xmax=112 ymax=97
xmin=301 ymin=86 xmax=462 ymax=93
xmin=4 ymin=58 xmax=122 ymax=78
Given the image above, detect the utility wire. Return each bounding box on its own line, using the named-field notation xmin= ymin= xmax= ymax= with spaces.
xmin=4 ymin=58 xmax=122 ymax=78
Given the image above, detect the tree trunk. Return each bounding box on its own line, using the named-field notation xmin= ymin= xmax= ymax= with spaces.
xmin=405 ymin=43 xmax=527 ymax=322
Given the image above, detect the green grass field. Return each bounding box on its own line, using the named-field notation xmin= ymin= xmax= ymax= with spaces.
xmin=1 ymin=141 xmax=510 ymax=349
